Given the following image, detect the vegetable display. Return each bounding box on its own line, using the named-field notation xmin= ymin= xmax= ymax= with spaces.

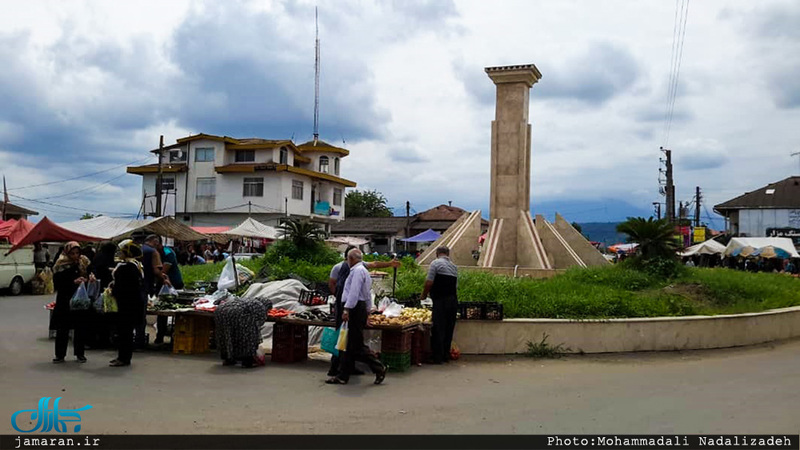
xmin=268 ymin=308 xmax=293 ymax=319
xmin=400 ymin=308 xmax=432 ymax=323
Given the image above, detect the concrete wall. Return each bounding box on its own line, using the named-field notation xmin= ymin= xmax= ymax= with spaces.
xmin=455 ymin=266 xmax=564 ymax=279
xmin=453 ymin=306 xmax=800 ymax=354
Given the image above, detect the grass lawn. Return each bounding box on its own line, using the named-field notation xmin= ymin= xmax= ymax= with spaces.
xmin=182 ymin=257 xmax=800 ymax=319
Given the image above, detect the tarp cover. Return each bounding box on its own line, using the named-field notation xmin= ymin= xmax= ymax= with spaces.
xmin=680 ymin=239 xmax=726 ymax=257
xmin=0 ymin=218 xmax=35 ymax=245
xmin=6 ymin=217 xmax=101 ymax=254
xmin=400 ymin=228 xmax=442 ymax=243
xmin=220 ymin=217 xmax=279 ymax=240
xmin=723 ymin=237 xmax=800 ymax=258
xmin=326 ymin=236 xmax=369 ymax=246
xmin=244 ymin=279 xmax=327 ymax=349
xmin=59 ymin=216 xmax=208 ymax=242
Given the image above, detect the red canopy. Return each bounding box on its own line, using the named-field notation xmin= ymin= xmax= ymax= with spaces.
xmin=5 ymin=217 xmax=101 ymax=254
xmin=0 ymin=218 xmax=35 ymax=245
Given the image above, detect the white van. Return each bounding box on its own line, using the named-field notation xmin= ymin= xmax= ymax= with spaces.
xmin=0 ymin=243 xmax=36 ymax=295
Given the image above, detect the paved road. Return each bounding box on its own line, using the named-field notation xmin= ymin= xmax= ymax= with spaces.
xmin=1 ymin=294 xmax=798 ymax=434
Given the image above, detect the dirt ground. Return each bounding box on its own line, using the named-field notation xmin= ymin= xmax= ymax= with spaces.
xmin=1 ymin=294 xmax=799 ymax=434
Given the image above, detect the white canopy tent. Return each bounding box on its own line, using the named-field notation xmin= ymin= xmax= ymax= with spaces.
xmin=680 ymin=239 xmax=726 ymax=257
xmin=723 ymin=237 xmax=800 ymax=258
xmin=220 ymin=217 xmax=279 ymax=240
xmin=326 ymin=236 xmax=369 ymax=246
xmin=59 ymin=216 xmax=208 ymax=241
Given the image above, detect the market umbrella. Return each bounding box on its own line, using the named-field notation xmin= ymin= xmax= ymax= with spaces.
xmin=731 ymin=246 xmax=755 ymax=258
xmin=752 ymin=246 xmax=791 ymax=259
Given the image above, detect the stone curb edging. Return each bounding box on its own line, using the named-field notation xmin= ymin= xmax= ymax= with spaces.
xmin=452 ymin=305 xmax=800 ymax=354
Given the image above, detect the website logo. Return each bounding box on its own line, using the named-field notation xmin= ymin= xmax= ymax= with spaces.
xmin=11 ymin=397 xmax=92 ymax=433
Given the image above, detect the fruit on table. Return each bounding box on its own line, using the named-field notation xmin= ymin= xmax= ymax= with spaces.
xmin=368 ymin=315 xmax=418 ymax=327
xmin=400 ymin=308 xmax=432 ymax=323
xmin=268 ymin=308 xmax=293 ymax=318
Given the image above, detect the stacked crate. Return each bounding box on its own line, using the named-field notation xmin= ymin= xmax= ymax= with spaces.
xmin=172 ymin=315 xmax=212 ymax=355
xmin=380 ymin=330 xmax=412 ymax=372
xmin=271 ymin=322 xmax=308 ymax=363
xmin=410 ymin=325 xmax=432 ymax=366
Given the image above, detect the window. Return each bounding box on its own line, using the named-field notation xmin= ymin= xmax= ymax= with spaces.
xmin=333 ymin=188 xmax=342 ymax=206
xmin=292 ymin=180 xmax=304 ymax=200
xmin=243 ymin=177 xmax=264 ymax=197
xmin=280 ymin=147 xmax=288 ymax=165
xmin=334 ymin=157 xmax=340 ymax=175
xmin=195 ymin=147 xmax=215 ymax=162
xmin=319 ymin=156 xmax=329 ymax=174
xmin=196 ymin=177 xmax=216 ymax=198
xmin=169 ymin=149 xmax=187 ymax=163
xmin=160 ymin=177 xmax=175 ymax=191
xmin=235 ymin=150 xmax=255 ymax=163
xmin=766 ymin=189 xmax=776 ymax=195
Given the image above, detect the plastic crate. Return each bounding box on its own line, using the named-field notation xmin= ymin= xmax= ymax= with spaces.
xmin=411 ymin=326 xmax=431 ymax=366
xmin=271 ymin=322 xmax=308 ymax=363
xmin=272 ymin=322 xmax=308 ymax=342
xmin=299 ymin=289 xmax=328 ymax=306
xmin=461 ymin=302 xmax=484 ymax=320
xmin=271 ymin=341 xmax=308 ymax=363
xmin=380 ymin=330 xmax=413 ymax=353
xmin=483 ymin=302 xmax=504 ymax=320
xmin=380 ymin=351 xmax=411 ymax=372
xmin=172 ymin=331 xmax=210 ymax=354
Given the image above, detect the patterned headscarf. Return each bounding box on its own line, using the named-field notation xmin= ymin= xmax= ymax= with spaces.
xmin=53 ymin=241 xmax=90 ymax=276
xmin=115 ymin=239 xmax=144 ymax=276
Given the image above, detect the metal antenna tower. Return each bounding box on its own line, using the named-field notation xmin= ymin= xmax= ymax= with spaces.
xmin=313 ymin=7 xmax=320 ymax=144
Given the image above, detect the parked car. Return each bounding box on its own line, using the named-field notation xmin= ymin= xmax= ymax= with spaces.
xmin=0 ymin=243 xmax=36 ymax=296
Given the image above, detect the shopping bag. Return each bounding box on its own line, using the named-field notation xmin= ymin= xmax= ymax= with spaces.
xmin=93 ymin=293 xmax=104 ymax=313
xmin=69 ymin=282 xmax=91 ymax=311
xmin=102 ymin=287 xmax=118 ymax=313
xmin=86 ymin=280 xmax=100 ymax=300
xmin=321 ymin=327 xmax=340 ymax=356
xmin=157 ymin=284 xmax=178 ymax=301
xmin=335 ymin=322 xmax=349 ymax=352
xmin=217 ymin=257 xmax=237 ymax=290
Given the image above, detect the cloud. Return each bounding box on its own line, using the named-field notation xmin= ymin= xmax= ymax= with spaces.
xmin=673 ymin=138 xmax=730 ymax=171
xmin=387 ymin=145 xmax=429 ymax=163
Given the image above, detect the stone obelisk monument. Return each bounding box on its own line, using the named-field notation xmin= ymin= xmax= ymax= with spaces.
xmin=418 ymin=63 xmax=608 ymax=270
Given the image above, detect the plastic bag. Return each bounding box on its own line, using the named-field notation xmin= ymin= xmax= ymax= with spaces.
xmin=69 ymin=282 xmax=91 ymax=311
xmin=378 ymin=297 xmax=392 ymax=312
xmin=40 ymin=267 xmax=55 ymax=295
xmin=217 ymin=258 xmax=237 ymax=290
xmin=93 ymin=294 xmax=104 ymax=313
xmin=321 ymin=327 xmax=340 ymax=356
xmin=157 ymin=284 xmax=178 ymax=299
xmin=336 ymin=322 xmax=349 ymax=352
xmin=382 ymin=302 xmax=404 ymax=318
xmin=86 ymin=280 xmax=100 ymax=300
xmin=102 ymin=287 xmax=118 ymax=313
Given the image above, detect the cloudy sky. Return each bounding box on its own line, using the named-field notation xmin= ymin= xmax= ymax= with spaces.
xmin=1 ymin=0 xmax=798 ymax=226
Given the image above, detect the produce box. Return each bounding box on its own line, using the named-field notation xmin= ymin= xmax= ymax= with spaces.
xmin=298 ymin=289 xmax=328 ymax=306
xmin=380 ymin=351 xmax=411 ymax=372
xmin=271 ymin=322 xmax=309 ymax=363
xmin=483 ymin=302 xmax=504 ymax=320
xmin=172 ymin=315 xmax=213 ymax=355
xmin=459 ymin=302 xmax=484 ymax=320
xmin=380 ymin=330 xmax=413 ymax=353
xmin=411 ymin=326 xmax=431 ymax=366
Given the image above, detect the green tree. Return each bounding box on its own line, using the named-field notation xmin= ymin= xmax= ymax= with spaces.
xmin=345 ymin=189 xmax=393 ymax=217
xmin=277 ymin=218 xmax=327 ymax=250
xmin=571 ymin=222 xmax=583 ymax=234
xmin=80 ymin=213 xmax=98 ymax=220
xmin=616 ymin=217 xmax=680 ymax=260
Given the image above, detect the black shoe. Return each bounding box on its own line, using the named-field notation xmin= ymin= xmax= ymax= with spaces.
xmin=325 ymin=377 xmax=348 ymax=385
xmin=76 ymin=356 xmax=87 ymax=363
xmin=109 ymin=359 xmax=130 ymax=367
xmin=52 ymin=358 xmax=65 ymax=364
xmin=374 ymin=366 xmax=387 ymax=385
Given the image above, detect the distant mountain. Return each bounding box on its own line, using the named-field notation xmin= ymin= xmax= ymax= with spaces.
xmin=575 ymin=222 xmax=627 ymax=246
xmin=532 ymin=198 xmax=654 ymax=223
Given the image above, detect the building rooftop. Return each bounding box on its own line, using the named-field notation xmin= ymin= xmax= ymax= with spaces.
xmin=1 ymin=201 xmax=39 ymax=217
xmin=715 ymin=176 xmax=800 ymax=211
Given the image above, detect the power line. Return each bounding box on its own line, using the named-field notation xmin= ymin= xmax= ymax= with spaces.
xmin=34 ymin=173 xmax=128 ymax=200
xmin=663 ymin=0 xmax=690 ymax=147
xmin=7 ymin=155 xmax=153 ymax=191
xmin=7 ymin=192 xmax=138 ymax=216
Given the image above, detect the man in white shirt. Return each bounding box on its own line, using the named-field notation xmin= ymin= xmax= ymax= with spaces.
xmin=326 ymin=249 xmax=387 ymax=385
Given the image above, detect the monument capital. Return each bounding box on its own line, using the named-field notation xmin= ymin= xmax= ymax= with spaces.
xmin=485 ymin=64 xmax=542 ymax=87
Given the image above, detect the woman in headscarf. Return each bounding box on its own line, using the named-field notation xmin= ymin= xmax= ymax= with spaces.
xmin=109 ymin=239 xmax=145 ymax=367
xmin=87 ymin=242 xmax=118 ymax=349
xmin=52 ymin=242 xmax=93 ymax=363
xmin=215 ymin=296 xmax=272 ymax=368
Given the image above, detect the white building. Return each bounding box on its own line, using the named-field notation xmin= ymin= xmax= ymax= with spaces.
xmin=127 ymin=134 xmax=356 ymax=230
xmin=714 ymin=176 xmax=800 ymax=247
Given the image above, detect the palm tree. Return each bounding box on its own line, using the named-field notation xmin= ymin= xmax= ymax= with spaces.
xmin=616 ymin=217 xmax=680 ymax=260
xmin=278 ymin=218 xmax=327 ymax=250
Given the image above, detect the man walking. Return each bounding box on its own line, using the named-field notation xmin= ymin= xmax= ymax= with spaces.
xmin=326 ymin=249 xmax=387 ymax=385
xmin=326 ymin=247 xmax=400 ymax=377
xmin=421 ymin=246 xmax=458 ymax=364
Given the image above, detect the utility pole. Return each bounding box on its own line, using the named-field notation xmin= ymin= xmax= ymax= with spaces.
xmin=405 ymin=201 xmax=410 ymax=252
xmin=155 ymin=135 xmax=164 ymax=218
xmin=660 ymin=147 xmax=675 ymax=223
xmin=285 ymin=197 xmax=288 ymax=217
xmin=248 ymin=201 xmax=252 ymax=217
xmin=694 ymin=186 xmax=701 ymax=228
xmin=653 ymin=202 xmax=661 ymax=220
